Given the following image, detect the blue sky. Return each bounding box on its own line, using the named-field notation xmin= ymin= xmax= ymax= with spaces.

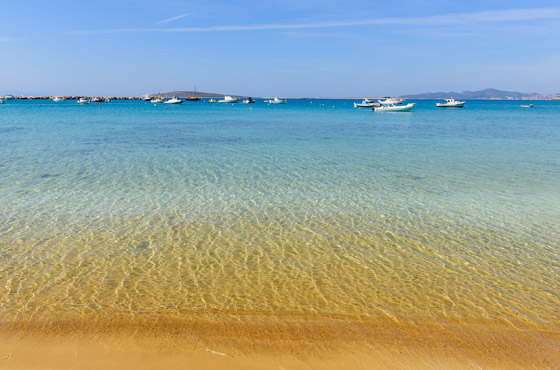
xmin=1 ymin=0 xmax=559 ymax=97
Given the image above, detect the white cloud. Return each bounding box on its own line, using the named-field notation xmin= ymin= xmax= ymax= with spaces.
xmin=155 ymin=13 xmax=193 ymax=25
xmin=74 ymin=8 xmax=560 ymax=34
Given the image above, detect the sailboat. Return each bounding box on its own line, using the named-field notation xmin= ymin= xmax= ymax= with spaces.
xmin=187 ymin=87 xmax=201 ymax=101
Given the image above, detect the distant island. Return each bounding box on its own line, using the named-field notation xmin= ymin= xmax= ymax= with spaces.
xmin=4 ymin=88 xmax=560 ymax=101
xmin=154 ymin=91 xmax=256 ymax=99
xmin=401 ymin=88 xmax=560 ymax=100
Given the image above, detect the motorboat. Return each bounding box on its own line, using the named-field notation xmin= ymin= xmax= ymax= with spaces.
xmin=379 ymin=97 xmax=404 ymax=105
xmin=92 ymin=97 xmax=105 ymax=103
xmin=164 ymin=97 xmax=183 ymax=104
xmin=77 ymin=98 xmax=91 ymax=104
xmin=436 ymin=98 xmax=465 ymax=108
xmin=218 ymin=96 xmax=239 ymax=103
xmin=209 ymin=98 xmax=216 ymax=103
xmin=151 ymin=97 xmax=164 ymax=103
xmin=143 ymin=94 xmax=152 ymax=101
xmin=3 ymin=95 xmax=14 ymax=100
xmin=520 ymin=104 xmax=534 ymax=108
xmin=0 ymin=98 xmax=3 ymax=104
xmin=242 ymin=97 xmax=255 ymax=104
xmin=53 ymin=96 xmax=65 ymax=102
xmin=354 ymin=99 xmax=380 ymax=108
xmin=374 ymin=103 xmax=415 ymax=112
xmin=267 ymin=97 xmax=287 ymax=104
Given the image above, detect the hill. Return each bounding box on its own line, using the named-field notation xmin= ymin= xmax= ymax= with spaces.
xmin=153 ymin=91 xmax=253 ymax=99
xmin=401 ymin=88 xmax=550 ymax=100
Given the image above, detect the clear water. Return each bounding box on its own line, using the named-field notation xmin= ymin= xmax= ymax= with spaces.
xmin=0 ymin=99 xmax=559 ymax=325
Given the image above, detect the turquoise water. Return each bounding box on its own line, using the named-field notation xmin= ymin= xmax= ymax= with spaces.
xmin=0 ymin=99 xmax=559 ymax=324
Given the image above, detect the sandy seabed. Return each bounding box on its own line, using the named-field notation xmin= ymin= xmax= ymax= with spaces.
xmin=1 ymin=312 xmax=559 ymax=369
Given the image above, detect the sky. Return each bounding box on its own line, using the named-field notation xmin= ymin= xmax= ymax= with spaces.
xmin=1 ymin=0 xmax=560 ymax=97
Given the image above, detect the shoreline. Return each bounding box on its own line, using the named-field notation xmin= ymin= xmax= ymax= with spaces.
xmin=2 ymin=312 xmax=559 ymax=369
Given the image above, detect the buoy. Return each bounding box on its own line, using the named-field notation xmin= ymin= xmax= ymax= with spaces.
xmin=250 ymin=107 xmax=252 ymax=110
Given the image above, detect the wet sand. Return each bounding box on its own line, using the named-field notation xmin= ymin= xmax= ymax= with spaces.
xmin=1 ymin=312 xmax=559 ymax=369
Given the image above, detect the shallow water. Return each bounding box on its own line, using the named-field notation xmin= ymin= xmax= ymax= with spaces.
xmin=0 ymin=99 xmax=559 ymax=325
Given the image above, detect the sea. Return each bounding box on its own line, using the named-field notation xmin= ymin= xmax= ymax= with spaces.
xmin=0 ymin=98 xmax=559 ymax=326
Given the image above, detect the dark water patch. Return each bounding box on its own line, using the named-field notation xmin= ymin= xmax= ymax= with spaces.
xmin=396 ymin=174 xmax=425 ymax=181
xmin=40 ymin=173 xmax=61 ymax=179
xmin=0 ymin=127 xmax=24 ymax=134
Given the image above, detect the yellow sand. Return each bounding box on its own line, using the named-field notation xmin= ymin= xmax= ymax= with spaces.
xmin=1 ymin=312 xmax=558 ymax=369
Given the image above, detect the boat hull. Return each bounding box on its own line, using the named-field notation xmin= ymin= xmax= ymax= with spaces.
xmin=354 ymin=102 xmax=379 ymax=108
xmin=436 ymin=103 xmax=464 ymax=108
xmin=374 ymin=103 xmax=415 ymax=112
xmin=164 ymin=97 xmax=183 ymax=104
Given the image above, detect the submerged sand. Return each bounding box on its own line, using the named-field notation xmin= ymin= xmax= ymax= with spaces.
xmin=1 ymin=312 xmax=558 ymax=369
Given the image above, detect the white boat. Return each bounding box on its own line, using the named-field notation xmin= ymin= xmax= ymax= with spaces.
xmin=374 ymin=103 xmax=415 ymax=112
xmin=91 ymin=97 xmax=105 ymax=103
xmin=354 ymin=99 xmax=380 ymax=108
xmin=53 ymin=96 xmax=65 ymax=102
xmin=151 ymin=97 xmax=164 ymax=103
xmin=379 ymin=97 xmax=404 ymax=105
xmin=142 ymin=94 xmax=151 ymax=101
xmin=0 ymin=98 xmax=3 ymax=104
xmin=267 ymin=97 xmax=287 ymax=104
xmin=218 ymin=96 xmax=239 ymax=103
xmin=242 ymin=97 xmax=255 ymax=104
xmin=436 ymin=98 xmax=465 ymax=108
xmin=520 ymin=104 xmax=534 ymax=108
xmin=164 ymin=97 xmax=183 ymax=104
xmin=77 ymin=98 xmax=90 ymax=104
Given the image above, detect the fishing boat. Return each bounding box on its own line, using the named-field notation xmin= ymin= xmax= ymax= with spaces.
xmin=218 ymin=96 xmax=239 ymax=103
xmin=379 ymin=97 xmax=404 ymax=105
xmin=267 ymin=97 xmax=287 ymax=104
xmin=374 ymin=103 xmax=415 ymax=112
xmin=186 ymin=87 xmax=201 ymax=101
xmin=77 ymin=98 xmax=90 ymax=104
xmin=242 ymin=97 xmax=255 ymax=104
xmin=354 ymin=99 xmax=380 ymax=108
xmin=53 ymin=96 xmax=65 ymax=102
xmin=436 ymin=98 xmax=465 ymax=108
xmin=164 ymin=97 xmax=183 ymax=104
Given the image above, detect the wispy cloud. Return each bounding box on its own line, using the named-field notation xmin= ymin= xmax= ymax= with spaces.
xmin=73 ymin=8 xmax=560 ymax=34
xmin=0 ymin=37 xmax=14 ymax=42
xmin=156 ymin=13 xmax=193 ymax=25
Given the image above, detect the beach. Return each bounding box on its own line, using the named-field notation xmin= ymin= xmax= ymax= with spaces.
xmin=2 ymin=313 xmax=559 ymax=369
xmin=1 ymin=99 xmax=559 ymax=368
